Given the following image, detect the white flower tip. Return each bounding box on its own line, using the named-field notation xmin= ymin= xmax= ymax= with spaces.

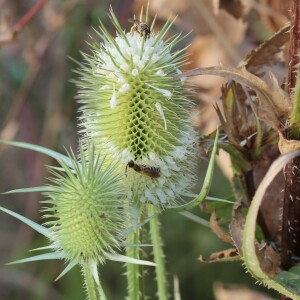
xmin=156 ymin=69 xmax=165 ymax=77
xmin=163 ymin=89 xmax=172 ymax=99
xmin=110 ymin=88 xmax=117 ymax=109
xmin=119 ymin=83 xmax=130 ymax=93
xmin=176 ymin=68 xmax=186 ymax=83
xmin=100 ymin=85 xmax=111 ymax=90
xmin=132 ymin=69 xmax=139 ymax=76
xmin=149 ymin=152 xmax=156 ymax=160
xmin=155 ymin=102 xmax=167 ymax=130
xmin=147 ymin=83 xmax=172 ymax=99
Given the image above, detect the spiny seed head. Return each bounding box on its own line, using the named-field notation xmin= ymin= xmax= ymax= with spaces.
xmin=75 ymin=8 xmax=197 ymax=207
xmin=42 ymin=145 xmax=127 ymax=264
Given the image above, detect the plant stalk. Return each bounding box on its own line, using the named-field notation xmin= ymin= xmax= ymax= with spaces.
xmin=149 ymin=205 xmax=168 ymax=300
xmin=82 ymin=262 xmax=100 ymax=300
xmin=126 ymin=203 xmax=141 ymax=300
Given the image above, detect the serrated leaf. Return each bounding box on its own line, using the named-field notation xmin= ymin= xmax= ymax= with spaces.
xmin=180 ymin=66 xmax=290 ymax=129
xmin=240 ymin=23 xmax=290 ymax=76
xmin=105 ymin=253 xmax=156 ymax=266
xmin=0 ymin=206 xmax=51 ymax=238
xmin=243 ymin=150 xmax=300 ymax=299
xmin=8 ymin=253 xmax=63 ymax=265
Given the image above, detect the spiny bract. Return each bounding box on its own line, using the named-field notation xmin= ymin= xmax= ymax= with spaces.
xmin=42 ymin=145 xmax=127 ymax=264
xmin=76 ymin=8 xmax=197 ymax=207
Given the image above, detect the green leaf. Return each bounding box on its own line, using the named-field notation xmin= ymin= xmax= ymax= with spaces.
xmin=167 ymin=129 xmax=219 ymax=211
xmin=0 ymin=206 xmax=51 ymax=238
xmin=3 ymin=186 xmax=54 ymax=195
xmin=182 ymin=193 xmax=234 ymax=204
xmin=105 ymin=253 xmax=156 ymax=266
xmin=121 ymin=243 xmax=154 ymax=247
xmin=7 ymin=253 xmax=63 ymax=265
xmin=0 ymin=140 xmax=73 ymax=167
xmin=243 ymin=150 xmax=300 ymax=299
xmin=178 ymin=211 xmax=209 ymax=227
xmin=274 ymin=265 xmax=300 ymax=296
xmin=30 ymin=245 xmax=55 ymax=252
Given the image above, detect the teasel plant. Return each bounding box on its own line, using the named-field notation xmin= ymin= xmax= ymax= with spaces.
xmin=1 ymin=2 xmax=298 ymax=299
xmin=0 ymin=141 xmax=160 ymax=300
xmin=74 ymin=4 xmax=218 ymax=300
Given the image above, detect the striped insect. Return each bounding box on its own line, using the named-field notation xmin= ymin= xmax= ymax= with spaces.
xmin=126 ymin=160 xmax=160 ymax=178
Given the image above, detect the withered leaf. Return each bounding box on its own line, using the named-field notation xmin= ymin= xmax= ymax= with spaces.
xmin=256 ymin=242 xmax=280 ymax=277
xmin=239 ymin=23 xmax=290 ymax=76
xmin=198 ymin=248 xmax=240 ymax=263
xmin=229 ymin=203 xmax=245 ymax=256
xmin=179 ymin=66 xmax=290 ymax=129
xmin=210 ymin=210 xmax=232 ymax=244
xmin=278 ymin=131 xmax=300 ymax=154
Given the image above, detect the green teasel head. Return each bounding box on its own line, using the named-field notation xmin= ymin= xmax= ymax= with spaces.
xmin=42 ymin=145 xmax=128 ymax=264
xmin=75 ymin=7 xmax=197 ymax=207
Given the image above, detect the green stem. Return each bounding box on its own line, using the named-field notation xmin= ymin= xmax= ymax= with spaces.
xmin=166 ymin=129 xmax=219 ymax=212
xmin=149 ymin=205 xmax=168 ymax=300
xmin=126 ymin=204 xmax=141 ymax=300
xmin=82 ymin=262 xmax=100 ymax=300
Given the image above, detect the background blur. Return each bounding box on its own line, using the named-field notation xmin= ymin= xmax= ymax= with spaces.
xmin=0 ymin=0 xmax=291 ymax=299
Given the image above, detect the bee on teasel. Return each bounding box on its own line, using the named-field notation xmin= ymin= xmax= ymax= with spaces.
xmin=75 ymin=7 xmax=197 ymax=208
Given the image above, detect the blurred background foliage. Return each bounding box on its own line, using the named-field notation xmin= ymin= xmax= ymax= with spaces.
xmin=0 ymin=0 xmax=291 ymax=299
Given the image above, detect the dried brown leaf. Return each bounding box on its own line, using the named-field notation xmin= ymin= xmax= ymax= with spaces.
xmin=210 ymin=210 xmax=233 ymax=243
xmin=179 ymin=66 xmax=291 ymax=128
xmin=278 ymin=131 xmax=300 ymax=154
xmin=256 ymin=242 xmax=280 ymax=277
xmin=239 ymin=23 xmax=290 ymax=76
xmin=198 ymin=248 xmax=240 ymax=263
xmin=229 ymin=203 xmax=245 ymax=256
